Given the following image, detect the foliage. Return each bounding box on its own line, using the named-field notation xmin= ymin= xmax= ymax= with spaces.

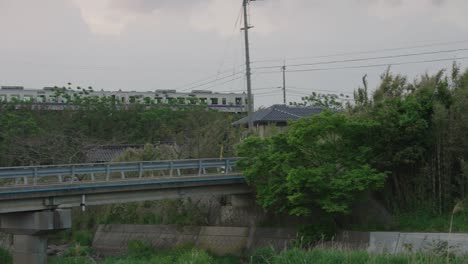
xmin=237 ymin=111 xmax=386 ymax=216
xmin=249 ymin=246 xmax=277 ymax=264
xmin=291 ymin=92 xmax=348 ymax=111
xmin=62 ymin=243 xmax=92 ymax=258
xmin=48 ymin=257 xmax=92 ymax=264
xmin=106 ymin=246 xmax=233 ymax=264
xmin=71 ymin=231 xmax=94 ymax=247
xmin=241 ymin=64 xmax=468 ymax=224
xmin=0 ymin=91 xmax=243 ymax=166
xmin=0 ymin=248 xmax=12 ymax=264
xmin=48 ymin=247 xmax=468 ymax=264
xmin=296 ymin=221 xmax=338 ymax=246
xmin=260 ymin=248 xmax=468 ymax=264
xmin=126 ymin=240 xmax=155 ymax=258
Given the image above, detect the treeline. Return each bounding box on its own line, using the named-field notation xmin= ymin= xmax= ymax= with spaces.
xmin=0 ymin=102 xmax=243 ymax=167
xmin=238 ymin=64 xmax=468 ymax=217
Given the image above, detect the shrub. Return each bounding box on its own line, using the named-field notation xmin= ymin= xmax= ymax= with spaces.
xmin=126 ymin=240 xmax=154 ymax=258
xmin=176 ymin=248 xmax=214 ymax=264
xmin=62 ymin=243 xmax=92 ymax=257
xmin=249 ymin=246 xmax=276 ymax=264
xmin=0 ymin=248 xmax=12 ymax=264
xmin=72 ymin=231 xmax=94 ymax=247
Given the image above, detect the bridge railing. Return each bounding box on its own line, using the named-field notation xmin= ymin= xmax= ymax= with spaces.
xmin=0 ymin=158 xmax=239 ymax=186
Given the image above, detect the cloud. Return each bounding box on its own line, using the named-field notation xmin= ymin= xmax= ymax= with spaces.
xmin=71 ymin=0 xmax=276 ymax=37
xmin=71 ymin=0 xmax=468 ymax=37
xmin=361 ymin=0 xmax=468 ymax=30
xmin=71 ymin=0 xmax=145 ymax=36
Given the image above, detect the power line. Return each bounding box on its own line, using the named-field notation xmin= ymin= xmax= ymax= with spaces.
xmin=217 ymin=86 xmax=280 ymax=93
xmin=255 ymin=56 xmax=468 ymax=74
xmin=178 ymin=71 xmax=244 ymax=92
xmin=198 ymin=75 xmax=244 ymax=91
xmin=171 ymin=47 xmax=468 ymax=95
xmin=213 ymin=6 xmax=244 ymax=86
xmin=252 ymin=48 xmax=468 ymax=70
xmin=251 ymin=39 xmax=468 ymax=64
xmin=288 ymin=87 xmax=353 ymax=96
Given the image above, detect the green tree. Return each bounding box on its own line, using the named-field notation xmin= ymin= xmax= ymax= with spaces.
xmin=237 ymin=111 xmax=386 ymax=216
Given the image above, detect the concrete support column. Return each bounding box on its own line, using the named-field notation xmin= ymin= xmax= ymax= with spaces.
xmin=13 ymin=235 xmax=47 ymax=264
xmin=0 ymin=209 xmax=71 ymax=264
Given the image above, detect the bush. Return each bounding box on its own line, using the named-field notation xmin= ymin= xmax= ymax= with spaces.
xmin=0 ymin=248 xmax=12 ymax=264
xmin=48 ymin=257 xmax=93 ymax=264
xmin=126 ymin=240 xmax=154 ymax=258
xmin=62 ymin=243 xmax=92 ymax=257
xmin=72 ymin=231 xmax=94 ymax=247
xmin=175 ymin=248 xmax=214 ymax=264
xmin=295 ymin=221 xmax=337 ymax=247
xmin=249 ymin=246 xmax=276 ymax=264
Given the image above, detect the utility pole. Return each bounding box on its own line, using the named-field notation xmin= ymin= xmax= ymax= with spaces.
xmin=242 ymin=0 xmax=254 ymax=131
xmin=282 ymin=62 xmax=286 ymax=105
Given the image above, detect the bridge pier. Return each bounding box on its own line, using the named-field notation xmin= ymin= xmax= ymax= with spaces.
xmin=0 ymin=209 xmax=71 ymax=264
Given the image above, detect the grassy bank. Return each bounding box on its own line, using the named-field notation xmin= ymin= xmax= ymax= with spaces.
xmin=3 ymin=245 xmax=468 ymax=264
xmin=349 ymin=210 xmax=468 ymax=233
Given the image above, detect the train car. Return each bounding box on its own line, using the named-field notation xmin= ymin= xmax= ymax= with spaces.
xmin=0 ymin=86 xmax=250 ymax=113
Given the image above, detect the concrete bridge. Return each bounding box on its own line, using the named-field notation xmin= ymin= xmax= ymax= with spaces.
xmin=0 ymin=158 xmax=251 ymax=264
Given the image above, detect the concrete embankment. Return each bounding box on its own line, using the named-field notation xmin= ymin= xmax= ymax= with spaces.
xmin=92 ymin=224 xmax=298 ymax=256
xmin=338 ymin=231 xmax=468 ymax=255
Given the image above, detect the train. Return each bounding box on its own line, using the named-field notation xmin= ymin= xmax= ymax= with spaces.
xmin=0 ymin=86 xmax=250 ymax=113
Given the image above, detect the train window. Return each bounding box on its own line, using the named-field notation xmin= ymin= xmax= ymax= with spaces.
xmin=222 ymin=98 xmax=227 ymax=105
xmin=187 ymin=97 xmax=198 ymax=104
xmin=245 ymin=98 xmax=248 ymax=105
xmin=199 ymin=98 xmax=207 ymax=104
xmin=23 ymin=95 xmax=32 ymax=102
xmin=144 ymin=97 xmax=152 ymax=104
xmin=121 ymin=97 xmax=126 ymax=103
xmin=36 ymin=95 xmax=45 ymax=103
xmin=177 ymin=97 xmax=185 ymax=104
xmin=235 ymin=98 xmax=242 ymax=105
xmin=49 ymin=96 xmax=57 ymax=103
xmin=0 ymin=95 xmax=6 ymax=102
xmin=210 ymin=98 xmax=218 ymax=105
xmin=155 ymin=97 xmax=163 ymax=104
xmin=10 ymin=95 xmax=19 ymax=101
xmin=129 ymin=96 xmax=136 ymax=103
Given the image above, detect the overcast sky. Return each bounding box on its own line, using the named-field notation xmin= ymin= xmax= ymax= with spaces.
xmin=1 ymin=0 xmax=468 ymax=108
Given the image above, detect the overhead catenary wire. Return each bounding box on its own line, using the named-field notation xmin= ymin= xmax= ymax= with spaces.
xmin=252 ymin=48 xmax=468 ymax=70
xmin=197 ymin=75 xmax=245 ymax=91
xmin=251 ymin=39 xmax=468 ymax=64
xmin=178 ymin=71 xmax=244 ymax=92
xmin=288 ymin=87 xmax=354 ymax=96
xmin=171 ymin=44 xmax=468 ymax=95
xmin=255 ymin=56 xmax=468 ymax=74
xmin=213 ymin=6 xmax=244 ymax=88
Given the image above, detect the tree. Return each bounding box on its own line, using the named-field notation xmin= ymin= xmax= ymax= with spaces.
xmin=237 ymin=111 xmax=386 ymax=216
xmin=290 ymin=92 xmax=347 ymax=111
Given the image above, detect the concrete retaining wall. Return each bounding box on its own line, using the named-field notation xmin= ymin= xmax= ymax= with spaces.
xmin=339 ymin=231 xmax=468 ymax=255
xmin=93 ymin=224 xmax=297 ymax=256
xmin=0 ymin=232 xmax=12 ymax=250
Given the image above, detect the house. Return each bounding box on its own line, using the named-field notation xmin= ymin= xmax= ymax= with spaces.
xmin=233 ymin=104 xmax=324 ymax=137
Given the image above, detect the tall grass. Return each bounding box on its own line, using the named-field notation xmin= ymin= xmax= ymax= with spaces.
xmin=48 ymin=246 xmax=468 ymax=264
xmin=0 ymin=247 xmax=12 ymax=264
xmin=250 ymin=248 xmax=468 ymax=264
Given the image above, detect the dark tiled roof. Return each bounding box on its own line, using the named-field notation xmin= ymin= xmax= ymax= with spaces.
xmin=233 ymin=104 xmax=324 ymax=125
xmin=86 ymin=145 xmax=145 ymax=162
